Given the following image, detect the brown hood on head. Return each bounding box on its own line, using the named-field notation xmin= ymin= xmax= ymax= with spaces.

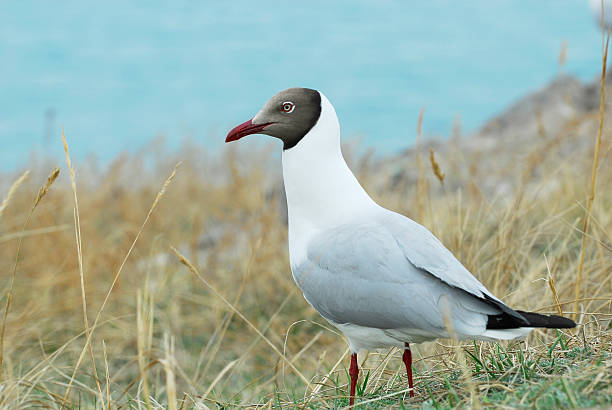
xmin=226 ymin=88 xmax=321 ymax=150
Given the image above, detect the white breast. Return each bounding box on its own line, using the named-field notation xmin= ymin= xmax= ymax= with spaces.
xmin=281 ymin=93 xmax=377 ymax=268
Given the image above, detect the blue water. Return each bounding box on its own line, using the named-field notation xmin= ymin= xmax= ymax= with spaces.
xmin=0 ymin=1 xmax=604 ymax=170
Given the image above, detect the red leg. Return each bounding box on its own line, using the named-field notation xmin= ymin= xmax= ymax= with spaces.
xmin=349 ymin=352 xmax=359 ymax=406
xmin=402 ymin=342 xmax=415 ymax=398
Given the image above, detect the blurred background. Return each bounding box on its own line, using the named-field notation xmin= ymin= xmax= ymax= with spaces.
xmin=0 ymin=0 xmax=605 ymax=170
xmin=1 ymin=2 xmax=611 ymax=407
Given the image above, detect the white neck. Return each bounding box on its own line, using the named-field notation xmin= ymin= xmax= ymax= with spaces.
xmin=282 ymin=93 xmax=377 ymax=267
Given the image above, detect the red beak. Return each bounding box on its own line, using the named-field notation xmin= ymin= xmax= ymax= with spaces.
xmin=225 ymin=119 xmax=272 ymax=143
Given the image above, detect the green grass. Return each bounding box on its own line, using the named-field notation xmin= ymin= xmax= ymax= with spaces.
xmin=258 ymin=342 xmax=610 ymax=409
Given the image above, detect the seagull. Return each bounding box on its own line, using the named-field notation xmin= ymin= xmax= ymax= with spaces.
xmin=589 ymin=0 xmax=612 ymax=30
xmin=225 ymin=88 xmax=576 ymax=406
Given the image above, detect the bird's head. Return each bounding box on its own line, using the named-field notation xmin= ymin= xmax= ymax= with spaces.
xmin=225 ymin=87 xmax=322 ymax=150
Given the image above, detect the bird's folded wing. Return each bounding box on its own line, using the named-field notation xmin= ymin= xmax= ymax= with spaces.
xmin=378 ymin=210 xmax=528 ymax=324
xmin=377 ymin=209 xmax=490 ymax=298
xmin=292 ymin=217 xmax=503 ymax=333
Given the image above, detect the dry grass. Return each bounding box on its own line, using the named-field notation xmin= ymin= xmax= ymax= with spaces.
xmin=574 ymin=29 xmax=610 ymax=320
xmin=0 ymin=115 xmax=609 ymax=408
xmin=0 ymin=70 xmax=611 ymax=408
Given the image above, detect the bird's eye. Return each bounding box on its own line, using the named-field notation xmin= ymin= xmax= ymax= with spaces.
xmin=281 ymin=101 xmax=295 ymax=113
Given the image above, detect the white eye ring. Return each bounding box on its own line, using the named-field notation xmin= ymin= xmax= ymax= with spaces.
xmin=281 ymin=101 xmax=295 ymax=113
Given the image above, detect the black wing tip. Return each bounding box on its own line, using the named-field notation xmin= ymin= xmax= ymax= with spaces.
xmin=516 ymin=310 xmax=577 ymax=329
xmin=487 ymin=310 xmax=576 ymax=330
xmin=482 ymin=294 xmax=530 ymax=326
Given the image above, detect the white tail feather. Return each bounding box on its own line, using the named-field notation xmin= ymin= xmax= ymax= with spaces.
xmin=480 ymin=327 xmax=533 ymax=341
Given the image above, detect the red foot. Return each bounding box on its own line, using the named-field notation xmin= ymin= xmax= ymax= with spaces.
xmin=402 ymin=342 xmax=415 ymax=398
xmin=349 ymin=352 xmax=359 ymax=406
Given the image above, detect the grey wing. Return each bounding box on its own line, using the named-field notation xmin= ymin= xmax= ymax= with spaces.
xmin=292 ymin=221 xmax=502 ymax=337
xmin=378 ymin=209 xmax=490 ymax=297
xmin=378 ymin=209 xmax=528 ymax=324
